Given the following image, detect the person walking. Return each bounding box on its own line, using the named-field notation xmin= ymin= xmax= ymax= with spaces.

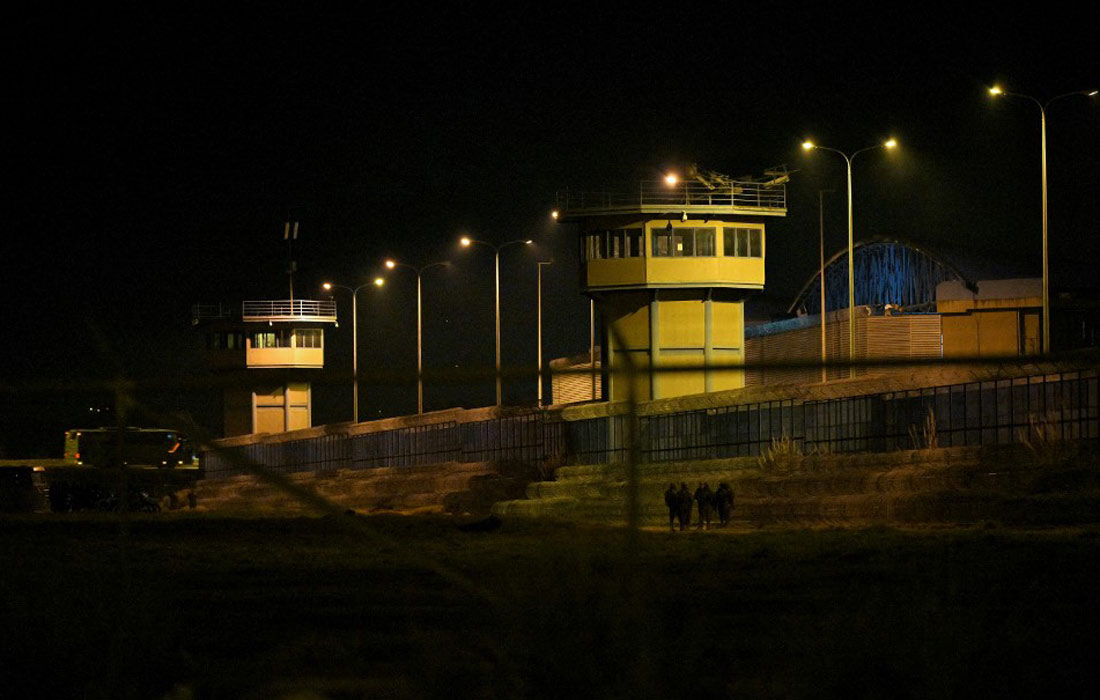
xmin=715 ymin=481 xmax=734 ymax=527
xmin=694 ymin=482 xmax=714 ymax=530
xmin=663 ymin=483 xmax=678 ymax=532
xmin=677 ymin=482 xmax=692 ymax=531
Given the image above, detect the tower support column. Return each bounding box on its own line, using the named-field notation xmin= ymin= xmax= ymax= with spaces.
xmin=649 ymin=291 xmax=661 ymax=400
xmin=704 ymin=293 xmax=714 ymax=393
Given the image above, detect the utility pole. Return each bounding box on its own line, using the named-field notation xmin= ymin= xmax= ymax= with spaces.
xmin=284 ymin=221 xmax=299 ymax=302
xmin=819 ymin=190 xmax=833 ymax=383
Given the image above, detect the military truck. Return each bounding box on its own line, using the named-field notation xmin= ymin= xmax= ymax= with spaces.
xmin=0 ymin=427 xmax=203 ymax=512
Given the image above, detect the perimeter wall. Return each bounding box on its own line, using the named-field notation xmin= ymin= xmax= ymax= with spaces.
xmin=201 ymin=359 xmax=1099 ymax=478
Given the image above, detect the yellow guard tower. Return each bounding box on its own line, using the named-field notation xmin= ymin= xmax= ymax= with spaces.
xmin=192 ymin=299 xmax=337 ymax=436
xmin=557 ymin=166 xmax=788 ymax=401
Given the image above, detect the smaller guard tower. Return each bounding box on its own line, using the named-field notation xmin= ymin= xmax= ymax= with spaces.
xmin=557 ymin=166 xmax=788 ymax=402
xmin=192 ymin=299 xmax=337 ymax=436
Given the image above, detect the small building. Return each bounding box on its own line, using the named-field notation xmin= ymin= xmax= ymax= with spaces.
xmin=555 ymin=166 xmax=788 ymax=402
xmin=550 ymin=348 xmax=602 ymax=405
xmin=937 ymin=278 xmax=1041 ymax=357
xmin=192 ymin=299 xmax=337 ymax=436
xmin=745 ymin=307 xmax=943 ymax=386
xmin=745 ymin=240 xmax=1051 ymax=388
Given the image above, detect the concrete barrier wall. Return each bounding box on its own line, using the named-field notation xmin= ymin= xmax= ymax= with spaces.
xmin=495 ymin=442 xmax=1100 ymax=528
xmin=188 ymin=460 xmax=534 ymax=518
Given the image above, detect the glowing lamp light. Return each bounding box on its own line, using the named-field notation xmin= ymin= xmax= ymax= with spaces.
xmin=322 ymin=282 xmax=333 ymax=291
xmin=385 ymin=259 xmax=397 ymax=269
xmin=373 ymin=277 xmax=385 ymax=287
xmin=525 ymin=239 xmax=533 ymax=245
xmin=550 ymin=210 xmax=559 ymax=220
xmin=989 ymin=85 xmax=1004 ymax=96
xmin=801 ymin=140 xmax=815 ymax=151
xmin=664 ymin=173 xmax=678 ymax=186
xmin=884 ymin=138 xmax=897 ymax=149
xmin=460 ymin=236 xmax=472 ymax=247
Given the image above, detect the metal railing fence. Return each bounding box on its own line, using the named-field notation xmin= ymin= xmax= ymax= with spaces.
xmin=241 ymin=299 xmax=337 ymax=320
xmin=200 ymin=366 xmax=1099 ymax=477
xmin=557 ymin=179 xmax=787 ymax=215
xmin=201 ymin=412 xmax=568 ymax=477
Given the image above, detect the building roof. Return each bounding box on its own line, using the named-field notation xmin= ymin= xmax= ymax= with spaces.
xmin=936 ymin=278 xmax=1041 ymax=302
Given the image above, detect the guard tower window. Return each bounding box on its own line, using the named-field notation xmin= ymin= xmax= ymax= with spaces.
xmin=293 ymin=329 xmax=322 ymax=348
xmin=584 ymin=229 xmax=643 ymax=260
xmin=652 ymin=227 xmax=716 ymax=257
xmin=722 ymin=227 xmax=763 ymax=258
xmin=251 ymin=330 xmax=291 ymax=348
xmin=206 ymin=332 xmax=244 ymax=350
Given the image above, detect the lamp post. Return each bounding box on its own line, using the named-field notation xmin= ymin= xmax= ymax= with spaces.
xmin=460 ymin=236 xmax=534 ymax=406
xmin=383 ymin=258 xmax=450 ymax=414
xmin=988 ymin=85 xmax=1097 ymax=354
xmin=589 ymin=299 xmax=597 ymax=400
xmin=536 ymin=260 xmax=553 ymax=404
xmin=322 ymin=277 xmax=384 ymax=423
xmin=818 ymin=189 xmax=834 ymax=383
xmin=802 ymin=138 xmax=897 ymax=373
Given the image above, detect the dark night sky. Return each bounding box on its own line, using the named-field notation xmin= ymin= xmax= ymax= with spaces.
xmin=2 ymin=6 xmax=1096 ymax=454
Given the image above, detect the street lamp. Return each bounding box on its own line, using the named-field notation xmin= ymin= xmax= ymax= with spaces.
xmin=322 ymin=277 xmax=384 ymax=423
xmin=536 ymin=259 xmax=553 ymax=404
xmin=988 ymin=84 xmax=1097 ymax=353
xmin=460 ymin=236 xmax=534 ymax=406
xmin=383 ymin=258 xmax=450 ymax=414
xmin=802 ymin=137 xmax=898 ymax=373
xmin=818 ymin=188 xmax=834 ymax=383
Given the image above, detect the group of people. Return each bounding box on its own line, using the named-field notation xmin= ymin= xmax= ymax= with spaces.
xmin=663 ymin=481 xmax=735 ymax=531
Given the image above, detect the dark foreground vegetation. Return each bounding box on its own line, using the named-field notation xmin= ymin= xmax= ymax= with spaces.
xmin=2 ymin=515 xmax=1099 ymax=699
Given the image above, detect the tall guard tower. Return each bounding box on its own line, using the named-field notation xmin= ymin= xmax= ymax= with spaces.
xmin=556 ymin=166 xmax=788 ymax=401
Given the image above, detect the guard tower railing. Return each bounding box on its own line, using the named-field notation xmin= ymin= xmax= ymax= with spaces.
xmin=557 ymin=179 xmax=787 ymax=217
xmin=241 ymin=299 xmax=337 ymax=323
xmin=192 ymin=300 xmax=338 ymax=324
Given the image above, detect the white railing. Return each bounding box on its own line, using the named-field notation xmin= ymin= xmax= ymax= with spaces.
xmin=557 ymin=179 xmax=786 ymax=216
xmin=241 ymin=299 xmax=337 ymax=321
xmin=191 ymin=303 xmax=233 ymax=324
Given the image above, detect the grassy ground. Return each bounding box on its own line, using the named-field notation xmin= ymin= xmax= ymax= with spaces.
xmin=2 ymin=514 xmax=1100 ymax=699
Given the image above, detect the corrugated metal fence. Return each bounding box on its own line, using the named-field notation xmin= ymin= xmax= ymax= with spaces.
xmin=203 ymin=368 xmax=1099 ymax=477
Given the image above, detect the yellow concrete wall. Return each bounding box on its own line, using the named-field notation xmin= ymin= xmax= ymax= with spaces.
xmin=288 ymin=407 xmax=310 ymax=432
xmin=585 ymin=255 xmax=764 ymax=289
xmin=656 ymin=349 xmax=707 ymax=397
xmin=224 ymin=388 xmax=253 ymax=437
xmin=942 ymin=315 xmax=978 ymax=358
xmin=255 ymin=406 xmax=285 ymax=434
xmin=658 ymin=299 xmax=705 ymax=348
xmin=602 ymin=297 xmax=745 ymax=401
xmin=605 ymin=302 xmax=652 ymax=402
xmin=938 ymin=296 xmax=1041 ymax=313
xmin=942 ymin=311 xmax=1022 ymax=357
xmin=607 ymin=348 xmax=651 ymax=403
xmin=238 ymin=382 xmax=314 ymax=435
xmin=712 ymin=301 xmax=744 ymax=349
xmin=606 ymin=303 xmax=650 ymax=348
xmin=710 ymin=348 xmax=744 ymax=391
xmin=586 ymin=258 xmax=646 ymax=287
xmin=287 ymin=383 xmax=311 ymax=431
xmin=644 ymin=258 xmax=764 ymax=288
xmin=977 ymin=311 xmax=1020 ymax=356
xmin=1023 ymin=312 xmax=1040 ymax=355
xmin=246 ymin=347 xmax=324 ymax=368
